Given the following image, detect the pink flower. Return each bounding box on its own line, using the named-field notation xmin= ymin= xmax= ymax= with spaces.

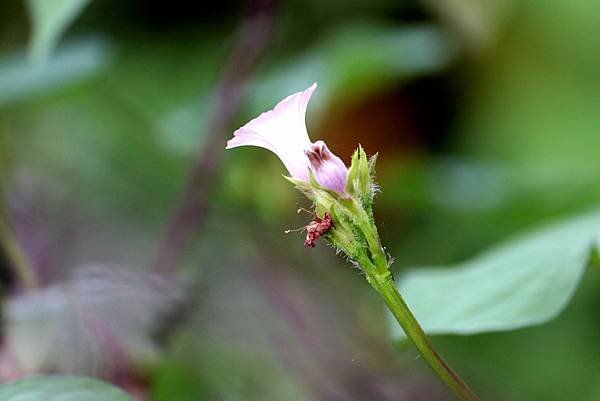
xmin=226 ymin=83 xmax=348 ymax=194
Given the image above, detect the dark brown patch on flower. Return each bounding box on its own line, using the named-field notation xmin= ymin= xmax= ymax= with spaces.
xmin=304 ymin=212 xmax=332 ymax=248
xmin=305 ymin=142 xmax=329 ymax=170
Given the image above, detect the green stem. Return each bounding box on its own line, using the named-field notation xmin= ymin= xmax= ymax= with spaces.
xmin=367 ymin=271 xmax=481 ymax=401
xmin=312 ymin=158 xmax=480 ymax=399
xmin=347 ymin=199 xmax=480 ymax=400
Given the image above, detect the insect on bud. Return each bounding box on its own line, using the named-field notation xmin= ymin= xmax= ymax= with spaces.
xmin=303 ymin=213 xmax=333 ymax=248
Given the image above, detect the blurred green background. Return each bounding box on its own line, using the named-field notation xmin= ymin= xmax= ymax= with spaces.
xmin=1 ymin=0 xmax=600 ymax=400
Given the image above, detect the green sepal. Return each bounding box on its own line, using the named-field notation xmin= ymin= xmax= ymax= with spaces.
xmin=323 ymin=205 xmax=360 ymax=259
xmin=284 ymin=175 xmax=311 ymax=190
xmin=345 ymin=145 xmax=374 ymax=207
xmin=283 ymin=175 xmax=314 ymax=201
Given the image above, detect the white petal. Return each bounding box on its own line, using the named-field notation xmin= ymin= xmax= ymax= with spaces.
xmin=227 ymin=83 xmax=318 ymax=180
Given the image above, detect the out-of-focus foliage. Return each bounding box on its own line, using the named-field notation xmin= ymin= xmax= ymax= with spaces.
xmin=0 ymin=375 xmax=132 ymax=401
xmin=249 ymin=23 xmax=457 ymax=117
xmin=0 ymin=37 xmax=112 ymax=106
xmin=4 ymin=265 xmax=181 ymax=376
xmin=26 ymin=0 xmax=93 ymax=62
xmin=458 ymin=0 xmax=600 ymax=166
xmin=393 ymin=209 xmax=600 ymax=339
xmin=420 ymin=0 xmax=515 ymax=50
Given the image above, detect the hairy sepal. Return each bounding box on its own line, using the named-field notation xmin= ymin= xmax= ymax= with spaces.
xmin=345 ymin=145 xmax=377 ymax=209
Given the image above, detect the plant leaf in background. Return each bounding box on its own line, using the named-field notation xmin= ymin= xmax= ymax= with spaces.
xmin=250 ymin=23 xmax=457 ymax=118
xmin=0 ymin=36 xmax=112 ymax=106
xmin=26 ymin=0 xmax=92 ymax=63
xmin=392 ymin=210 xmax=600 ymax=340
xmin=0 ymin=376 xmax=132 ymax=401
xmin=1 ymin=265 xmax=182 ymax=377
xmin=419 ymin=0 xmax=515 ymax=51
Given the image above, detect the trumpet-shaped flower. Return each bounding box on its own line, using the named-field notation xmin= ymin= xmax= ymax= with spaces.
xmin=224 ymin=82 xmax=479 ymax=401
xmin=226 ymin=83 xmax=348 ymax=194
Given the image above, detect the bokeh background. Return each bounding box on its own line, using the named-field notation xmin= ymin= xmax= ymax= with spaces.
xmin=1 ymin=0 xmax=600 ymax=400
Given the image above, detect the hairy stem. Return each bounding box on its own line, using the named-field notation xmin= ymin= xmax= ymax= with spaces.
xmin=367 ymin=270 xmax=481 ymax=401
xmin=352 ymin=203 xmax=480 ymax=400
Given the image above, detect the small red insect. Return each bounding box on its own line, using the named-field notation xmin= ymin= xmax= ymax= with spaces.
xmin=303 ymin=212 xmax=333 ymax=248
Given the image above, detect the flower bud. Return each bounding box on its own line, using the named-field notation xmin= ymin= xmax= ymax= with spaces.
xmin=305 ymin=140 xmax=348 ymax=195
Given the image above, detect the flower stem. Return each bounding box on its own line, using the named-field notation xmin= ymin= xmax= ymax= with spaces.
xmin=367 ymin=270 xmax=481 ymax=401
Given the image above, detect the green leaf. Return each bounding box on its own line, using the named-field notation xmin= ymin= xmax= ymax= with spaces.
xmin=392 ymin=210 xmax=600 ymax=340
xmin=26 ymin=0 xmax=92 ymax=62
xmin=0 ymin=37 xmax=112 ymax=106
xmin=4 ymin=266 xmax=181 ymax=375
xmin=0 ymin=376 xmax=132 ymax=401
